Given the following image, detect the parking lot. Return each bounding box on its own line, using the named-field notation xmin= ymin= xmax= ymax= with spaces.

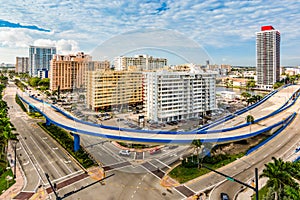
xmin=43 ymin=89 xmax=242 ymax=132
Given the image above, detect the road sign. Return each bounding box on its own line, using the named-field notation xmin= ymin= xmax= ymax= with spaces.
xmin=226 ymin=177 xmax=234 ymax=182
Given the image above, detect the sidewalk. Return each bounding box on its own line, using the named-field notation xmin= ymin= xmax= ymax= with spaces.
xmin=0 ymin=142 xmax=25 ymax=200
xmin=236 ymin=177 xmax=267 ymax=200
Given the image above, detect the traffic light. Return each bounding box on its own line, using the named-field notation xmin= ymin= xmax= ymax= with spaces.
xmin=54 ymin=183 xmax=57 ymax=190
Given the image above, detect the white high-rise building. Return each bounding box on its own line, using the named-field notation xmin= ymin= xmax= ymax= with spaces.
xmin=29 ymin=45 xmax=56 ymax=77
xmin=143 ymin=67 xmax=217 ymax=122
xmin=256 ymin=26 xmax=280 ymax=90
xmin=114 ymin=55 xmax=167 ymax=71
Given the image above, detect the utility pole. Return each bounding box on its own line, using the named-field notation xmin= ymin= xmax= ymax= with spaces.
xmin=13 ymin=141 xmax=18 ymax=179
xmin=201 ymin=165 xmax=259 ymax=200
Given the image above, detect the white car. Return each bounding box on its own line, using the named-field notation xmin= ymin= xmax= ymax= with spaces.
xmin=119 ymin=150 xmax=130 ymax=156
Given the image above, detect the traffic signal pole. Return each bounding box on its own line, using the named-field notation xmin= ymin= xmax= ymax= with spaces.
xmin=201 ymin=165 xmax=259 ymax=200
xmin=255 ymin=168 xmax=259 ymax=200
xmin=45 ymin=173 xmax=60 ymax=199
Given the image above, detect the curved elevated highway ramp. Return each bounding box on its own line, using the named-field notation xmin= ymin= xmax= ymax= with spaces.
xmin=16 ymin=84 xmax=300 ymax=144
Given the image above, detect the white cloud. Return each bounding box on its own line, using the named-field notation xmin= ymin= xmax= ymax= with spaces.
xmin=34 ymin=39 xmax=79 ymax=54
xmin=0 ymin=28 xmax=32 ymax=48
xmin=1 ymin=0 xmax=300 ymax=65
xmin=33 ymin=39 xmax=56 ymax=47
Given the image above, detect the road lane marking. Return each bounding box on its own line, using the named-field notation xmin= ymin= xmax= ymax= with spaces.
xmin=101 ymin=143 xmax=124 ymax=161
xmin=155 ymin=159 xmax=171 ymax=169
xmin=40 ymin=136 xmax=73 ymax=173
xmin=23 ymin=161 xmax=29 ymax=166
xmin=30 ymin=136 xmax=63 ymax=177
xmin=18 ymin=135 xmax=45 ymax=188
xmin=52 ymin=170 xmax=83 ymax=183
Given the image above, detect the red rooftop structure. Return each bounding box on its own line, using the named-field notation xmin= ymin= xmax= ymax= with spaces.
xmin=261 ymin=26 xmax=275 ymax=31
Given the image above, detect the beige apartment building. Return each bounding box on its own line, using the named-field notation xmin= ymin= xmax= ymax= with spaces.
xmin=15 ymin=57 xmax=29 ymax=73
xmin=49 ymin=52 xmax=110 ymax=91
xmin=114 ymin=54 xmax=167 ymax=71
xmin=86 ymin=70 xmax=143 ymax=111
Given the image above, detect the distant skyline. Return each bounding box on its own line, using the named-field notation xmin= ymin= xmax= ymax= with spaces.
xmin=0 ymin=0 xmax=300 ymax=66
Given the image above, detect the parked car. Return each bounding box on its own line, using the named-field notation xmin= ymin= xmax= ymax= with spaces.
xmin=220 ymin=193 xmax=229 ymax=200
xmin=167 ymin=121 xmax=177 ymax=125
xmin=168 ymin=145 xmax=178 ymax=149
xmin=149 ymin=148 xmax=161 ymax=155
xmin=119 ymin=150 xmax=131 ymax=156
xmin=159 ymin=123 xmax=166 ymax=127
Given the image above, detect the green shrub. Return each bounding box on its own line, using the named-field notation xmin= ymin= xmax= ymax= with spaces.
xmin=0 ymin=168 xmax=15 ymax=193
xmin=15 ymin=95 xmax=27 ymax=112
xmin=169 ymin=152 xmax=245 ymax=183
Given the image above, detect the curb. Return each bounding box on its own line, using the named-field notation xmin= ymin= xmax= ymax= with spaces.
xmin=111 ymin=141 xmax=164 ymax=152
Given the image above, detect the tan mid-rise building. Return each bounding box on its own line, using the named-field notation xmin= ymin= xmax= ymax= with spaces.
xmin=15 ymin=57 xmax=29 ymax=73
xmin=114 ymin=55 xmax=167 ymax=71
xmin=86 ymin=70 xmax=143 ymax=111
xmin=49 ymin=52 xmax=110 ymax=91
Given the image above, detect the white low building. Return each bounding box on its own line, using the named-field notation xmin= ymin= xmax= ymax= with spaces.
xmin=143 ymin=68 xmax=217 ymax=122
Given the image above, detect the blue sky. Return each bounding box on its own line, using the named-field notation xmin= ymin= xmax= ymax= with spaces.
xmin=0 ymin=0 xmax=300 ymax=66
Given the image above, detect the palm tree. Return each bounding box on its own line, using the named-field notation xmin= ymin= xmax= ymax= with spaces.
xmin=260 ymin=157 xmax=299 ymax=199
xmin=246 ymin=115 xmax=254 ymax=123
xmin=290 ymin=161 xmax=300 ymax=180
xmin=191 ymin=139 xmax=202 ymax=168
xmin=246 ymin=79 xmax=256 ymax=89
xmin=246 ymin=115 xmax=254 ymax=133
xmin=247 ymin=96 xmax=257 ymax=105
xmin=283 ymin=185 xmax=300 ymax=200
xmin=241 ymin=92 xmax=251 ymax=102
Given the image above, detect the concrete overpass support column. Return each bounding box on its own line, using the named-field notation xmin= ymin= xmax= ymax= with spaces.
xmin=29 ymin=105 xmax=35 ymax=113
xmin=73 ymin=133 xmax=80 ymax=152
xmin=46 ymin=118 xmax=51 ymax=126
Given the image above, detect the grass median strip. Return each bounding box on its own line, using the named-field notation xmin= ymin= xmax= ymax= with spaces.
xmin=169 ymin=152 xmax=245 ymax=184
xmin=15 ymin=94 xmax=27 ymax=112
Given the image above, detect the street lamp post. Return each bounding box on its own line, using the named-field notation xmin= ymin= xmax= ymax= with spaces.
xmin=13 ymin=141 xmax=18 ymax=179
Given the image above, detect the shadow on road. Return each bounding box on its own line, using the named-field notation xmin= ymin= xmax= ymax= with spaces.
xmin=59 ymin=173 xmax=115 ymax=200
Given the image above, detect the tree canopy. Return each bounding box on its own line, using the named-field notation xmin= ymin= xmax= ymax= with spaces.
xmin=260 ymin=157 xmax=300 ymax=199
xmin=246 ymin=79 xmax=256 ymax=89
xmin=29 ymin=77 xmax=41 ymax=87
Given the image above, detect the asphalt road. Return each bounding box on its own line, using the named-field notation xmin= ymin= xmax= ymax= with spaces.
xmin=7 ymin=82 xmax=300 ymax=200
xmin=45 ymin=134 xmax=189 ymax=200
xmin=209 ymin=101 xmax=300 ymax=200
xmin=210 ymin=85 xmax=300 ymax=131
xmin=4 ymin=84 xmax=83 ymax=193
xmin=6 ymin=83 xmax=190 ymax=200
xmin=80 ymin=134 xmax=190 ymax=167
xmin=48 ymin=167 xmax=184 ymax=200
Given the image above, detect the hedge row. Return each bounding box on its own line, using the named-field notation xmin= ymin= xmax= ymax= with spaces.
xmin=15 ymin=95 xmax=27 ymax=112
